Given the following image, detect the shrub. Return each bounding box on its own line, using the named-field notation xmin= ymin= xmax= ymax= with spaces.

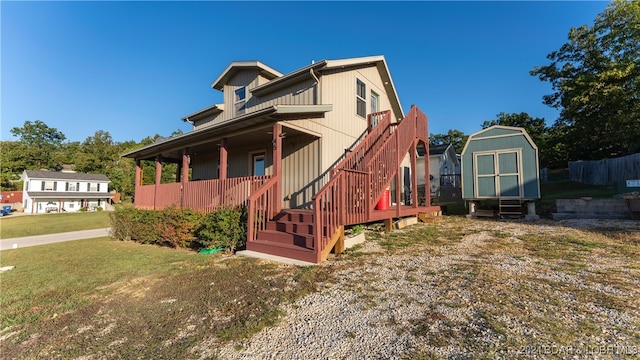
xmin=195 ymin=206 xmax=248 ymax=254
xmin=109 ymin=206 xmax=246 ymax=252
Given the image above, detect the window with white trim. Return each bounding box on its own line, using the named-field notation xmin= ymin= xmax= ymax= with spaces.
xmin=356 ymin=79 xmax=366 ymax=118
xmin=371 ymin=91 xmax=379 ymax=114
xmin=235 ymin=86 xmax=246 ymax=115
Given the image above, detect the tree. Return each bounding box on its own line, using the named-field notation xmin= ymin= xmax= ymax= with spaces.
xmin=10 ymin=120 xmax=66 ymax=170
xmin=74 ymin=130 xmax=119 ymax=175
xmin=429 ymin=129 xmax=468 ymax=154
xmin=531 ymin=0 xmax=640 ymax=161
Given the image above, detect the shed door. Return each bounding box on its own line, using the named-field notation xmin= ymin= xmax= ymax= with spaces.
xmin=474 ymin=150 xmax=522 ymax=198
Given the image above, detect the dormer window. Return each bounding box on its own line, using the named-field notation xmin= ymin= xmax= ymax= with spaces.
xmin=235 ymin=86 xmax=246 ymax=115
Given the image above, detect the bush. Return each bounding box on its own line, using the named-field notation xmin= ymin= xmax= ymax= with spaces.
xmin=109 ymin=206 xmax=246 ymax=252
xmin=195 ymin=206 xmax=248 ymax=254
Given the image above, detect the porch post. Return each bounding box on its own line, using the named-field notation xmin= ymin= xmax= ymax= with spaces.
xmin=135 ymin=159 xmax=142 ymax=206
xmin=219 ymin=138 xmax=228 ymax=180
xmin=424 ymin=147 xmax=430 ymax=206
xmin=411 ymin=140 xmax=418 ymax=208
xmin=273 ymin=123 xmax=282 ymax=214
xmin=395 ymin=131 xmax=401 ymax=217
xmin=155 ymin=155 xmax=162 ymax=210
xmin=181 ymin=148 xmax=189 ymax=208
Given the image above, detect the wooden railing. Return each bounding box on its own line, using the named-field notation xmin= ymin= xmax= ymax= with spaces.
xmin=247 ymin=176 xmax=279 ymax=243
xmin=332 ymin=111 xmax=393 ymax=175
xmin=312 ymin=106 xmax=428 ymax=261
xmin=134 ymin=176 xmax=271 ymax=212
xmin=183 ymin=176 xmax=270 ymax=212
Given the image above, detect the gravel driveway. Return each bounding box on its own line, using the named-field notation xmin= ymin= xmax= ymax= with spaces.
xmin=215 ymin=218 xmax=640 ymax=359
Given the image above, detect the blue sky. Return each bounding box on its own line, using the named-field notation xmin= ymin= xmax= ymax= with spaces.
xmin=2 ymin=1 xmax=609 ymax=143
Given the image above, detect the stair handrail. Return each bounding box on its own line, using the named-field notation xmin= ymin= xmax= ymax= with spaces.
xmin=247 ymin=175 xmax=279 ymax=244
xmin=312 ymin=106 xmax=429 ymax=262
xmin=365 ymin=106 xmax=427 ymax=211
xmin=332 ymin=110 xmax=393 ymax=176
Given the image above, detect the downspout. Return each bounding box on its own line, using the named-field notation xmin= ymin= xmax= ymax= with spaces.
xmin=310 ymin=68 xmax=320 ymax=105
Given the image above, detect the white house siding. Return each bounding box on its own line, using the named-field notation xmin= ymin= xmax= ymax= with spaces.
xmin=222 ymin=70 xmax=262 ymax=121
xmin=22 ymin=172 xmax=111 ymax=214
xmin=317 ymin=65 xmax=396 ymax=171
xmin=249 ymin=78 xmax=318 ymax=110
xmin=281 ymin=133 xmax=320 ymax=208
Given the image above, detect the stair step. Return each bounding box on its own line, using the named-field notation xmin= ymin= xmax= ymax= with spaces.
xmin=247 ymin=240 xmax=317 ymax=263
xmin=274 ymin=209 xmax=314 ymax=223
xmin=266 ymin=221 xmax=314 ymax=235
xmin=257 ymin=230 xmax=314 ymax=249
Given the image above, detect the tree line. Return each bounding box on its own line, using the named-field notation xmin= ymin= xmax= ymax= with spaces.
xmin=0 ymin=121 xmax=182 ymax=194
xmin=431 ymin=0 xmax=639 ymax=168
xmin=2 ymin=0 xmax=637 ymax=193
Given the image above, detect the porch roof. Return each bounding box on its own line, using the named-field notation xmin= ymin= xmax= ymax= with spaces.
xmin=122 ymin=104 xmax=332 ymax=161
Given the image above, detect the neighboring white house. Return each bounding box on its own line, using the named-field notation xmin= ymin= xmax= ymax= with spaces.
xmin=22 ymin=170 xmax=112 ymax=214
xmin=417 ymin=143 xmax=460 ymax=199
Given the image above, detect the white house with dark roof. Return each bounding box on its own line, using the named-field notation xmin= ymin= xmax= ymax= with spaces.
xmin=22 ymin=170 xmax=112 ymax=214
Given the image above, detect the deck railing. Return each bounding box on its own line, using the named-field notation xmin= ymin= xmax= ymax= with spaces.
xmin=312 ymin=106 xmax=428 ymax=261
xmin=135 ymin=175 xmax=271 ymax=212
xmin=332 ymin=111 xmax=393 ymax=175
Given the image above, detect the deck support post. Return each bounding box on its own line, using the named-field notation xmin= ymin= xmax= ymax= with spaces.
xmin=384 ymin=218 xmax=393 ymax=232
xmin=272 ymin=123 xmax=282 ymax=214
xmin=424 ymin=145 xmax=430 ymax=206
xmin=410 ymin=140 xmax=418 ymax=208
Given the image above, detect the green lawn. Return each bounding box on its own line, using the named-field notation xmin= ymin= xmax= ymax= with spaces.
xmin=0 ymin=237 xmax=328 ymax=358
xmin=0 ymin=211 xmax=111 ymax=239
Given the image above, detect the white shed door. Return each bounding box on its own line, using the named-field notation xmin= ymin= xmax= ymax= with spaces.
xmin=474 ymin=150 xmax=521 ymax=198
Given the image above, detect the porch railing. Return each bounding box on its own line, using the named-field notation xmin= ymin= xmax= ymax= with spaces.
xmin=135 ymin=175 xmax=271 ymax=212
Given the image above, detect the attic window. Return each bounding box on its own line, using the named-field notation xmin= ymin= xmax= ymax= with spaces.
xmin=356 ymin=79 xmax=366 ymax=118
xmin=235 ymin=87 xmax=246 ymax=115
xmin=235 ymin=87 xmax=246 ymax=102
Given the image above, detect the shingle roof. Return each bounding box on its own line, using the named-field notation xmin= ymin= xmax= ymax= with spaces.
xmin=24 ymin=170 xmax=110 ymax=182
xmin=24 ymin=191 xmax=113 ymax=199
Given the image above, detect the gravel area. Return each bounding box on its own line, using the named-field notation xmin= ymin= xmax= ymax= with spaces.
xmin=216 ymin=218 xmax=640 ymax=359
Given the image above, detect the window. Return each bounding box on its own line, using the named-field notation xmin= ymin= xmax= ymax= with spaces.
xmin=67 ymin=182 xmax=77 ymax=191
xmin=252 ymin=153 xmax=265 ymax=176
xmin=356 ymin=79 xmax=366 ymax=118
xmin=235 ymin=86 xmax=246 ymax=115
xmin=371 ymin=91 xmax=379 ymax=114
xmin=43 ymin=181 xmax=55 ymax=191
xmin=89 ymin=183 xmax=98 ymax=192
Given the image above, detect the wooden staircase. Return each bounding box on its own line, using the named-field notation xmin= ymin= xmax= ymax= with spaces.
xmin=247 ymin=106 xmax=438 ymax=263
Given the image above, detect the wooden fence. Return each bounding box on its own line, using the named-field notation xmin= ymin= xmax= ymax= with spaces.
xmin=569 ymin=153 xmax=640 ymax=185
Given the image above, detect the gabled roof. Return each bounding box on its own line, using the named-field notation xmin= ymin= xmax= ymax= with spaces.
xmin=250 ymin=55 xmax=404 ymax=120
xmin=429 ymin=144 xmax=452 ymax=156
xmin=23 ymin=170 xmax=110 ymax=182
xmin=210 ymin=56 xmax=404 ymax=120
xmin=182 ymin=103 xmax=224 ymax=124
xmin=461 ymin=125 xmax=538 ymax=156
xmin=211 ymin=61 xmax=283 ymax=90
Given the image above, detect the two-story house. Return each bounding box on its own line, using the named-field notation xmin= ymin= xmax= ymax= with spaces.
xmin=123 ymin=55 xmax=440 ymax=263
xmin=22 ymin=170 xmax=112 ymax=214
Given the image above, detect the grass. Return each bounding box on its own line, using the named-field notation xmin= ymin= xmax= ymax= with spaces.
xmin=0 ymin=211 xmax=111 ymax=238
xmin=538 ymin=180 xmax=618 ymax=207
xmin=0 ymin=237 xmax=330 ymax=358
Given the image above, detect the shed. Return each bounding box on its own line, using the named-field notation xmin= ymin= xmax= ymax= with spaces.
xmin=461 ymin=125 xmax=540 ymax=219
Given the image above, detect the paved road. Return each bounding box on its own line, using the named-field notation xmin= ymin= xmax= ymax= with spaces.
xmin=0 ymin=228 xmax=111 ymax=251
